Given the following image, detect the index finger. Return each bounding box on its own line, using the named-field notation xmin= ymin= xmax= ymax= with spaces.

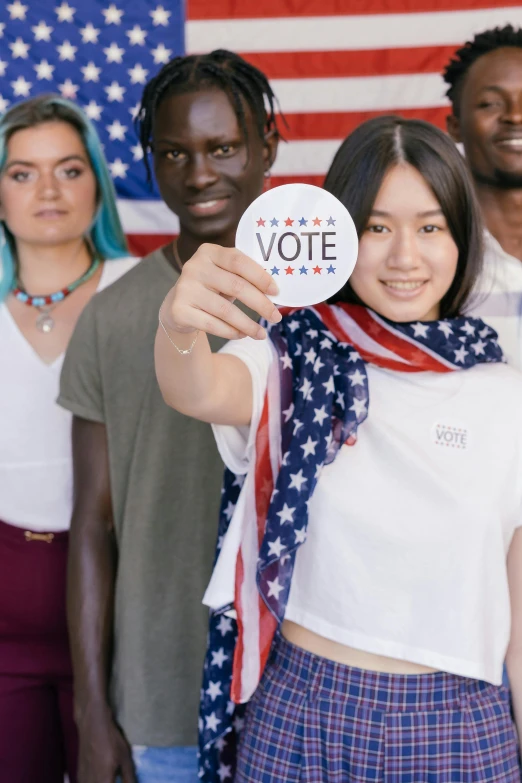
xmin=202 ymin=244 xmax=279 ymax=298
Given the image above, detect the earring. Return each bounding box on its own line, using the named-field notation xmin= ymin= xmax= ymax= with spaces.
xmin=263 ymin=169 xmax=272 ymax=192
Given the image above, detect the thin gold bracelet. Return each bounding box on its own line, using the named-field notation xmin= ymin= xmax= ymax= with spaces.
xmin=158 ymin=308 xmax=199 ymax=355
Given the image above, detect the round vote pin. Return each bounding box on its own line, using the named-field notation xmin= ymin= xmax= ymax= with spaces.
xmin=236 ymin=183 xmax=358 ymax=307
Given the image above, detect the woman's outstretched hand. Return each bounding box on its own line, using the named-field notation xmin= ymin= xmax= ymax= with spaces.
xmin=161 ymin=243 xmax=282 ymax=341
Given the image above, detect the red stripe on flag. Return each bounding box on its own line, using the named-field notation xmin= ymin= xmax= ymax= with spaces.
xmin=243 ymin=46 xmax=458 ymax=80
xmin=278 ymin=107 xmax=450 ymax=141
xmin=231 ymin=549 xmax=245 ymax=703
xmin=188 ymin=0 xmax=522 ymax=19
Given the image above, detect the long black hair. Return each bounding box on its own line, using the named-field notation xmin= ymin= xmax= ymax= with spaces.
xmin=137 ymin=49 xmax=284 ymax=182
xmin=323 ymin=115 xmax=483 ymax=318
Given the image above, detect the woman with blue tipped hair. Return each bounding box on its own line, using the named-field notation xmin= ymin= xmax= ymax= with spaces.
xmin=0 ymin=94 xmax=136 ymax=783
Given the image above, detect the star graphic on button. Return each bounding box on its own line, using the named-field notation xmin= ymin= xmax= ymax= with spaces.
xmin=299 ymin=266 xmax=308 ymax=275
xmin=299 ymin=217 xmax=307 ymax=226
xmin=313 ymin=217 xmax=322 ymax=226
xmin=285 ymin=266 xmax=294 ymax=275
xmin=313 ymin=265 xmax=322 ymax=274
xmin=270 ymin=266 xmax=280 ymax=275
xmin=284 ymin=217 xmax=294 ymax=226
xmin=326 ymin=216 xmax=336 ymax=226
xmin=270 ymin=218 xmax=279 ymax=227
xmin=256 ymin=217 xmax=265 ymax=227
xmin=326 ymin=265 xmax=336 ymax=274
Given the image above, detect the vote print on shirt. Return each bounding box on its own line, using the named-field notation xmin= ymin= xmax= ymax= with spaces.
xmin=236 ymin=184 xmax=359 ymax=307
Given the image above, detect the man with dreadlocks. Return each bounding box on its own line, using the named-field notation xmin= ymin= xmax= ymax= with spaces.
xmin=58 ymin=50 xmax=280 ymax=783
xmin=443 ymin=24 xmax=522 ymax=368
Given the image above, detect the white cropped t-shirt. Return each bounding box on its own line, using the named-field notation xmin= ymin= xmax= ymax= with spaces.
xmin=206 ymin=336 xmax=522 ymax=686
xmin=0 ymin=256 xmax=138 ymax=532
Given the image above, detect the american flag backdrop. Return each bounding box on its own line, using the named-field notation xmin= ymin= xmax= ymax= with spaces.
xmin=0 ymin=0 xmax=522 ymax=257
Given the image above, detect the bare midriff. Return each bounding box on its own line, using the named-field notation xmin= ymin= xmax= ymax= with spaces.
xmin=281 ymin=620 xmax=439 ymax=675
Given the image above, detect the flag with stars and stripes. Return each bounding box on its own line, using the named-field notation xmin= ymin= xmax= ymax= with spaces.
xmin=1 ymin=1 xmax=522 ymax=257
xmin=198 ymin=303 xmax=503 ymax=781
xmin=0 ymin=0 xmax=183 ymax=256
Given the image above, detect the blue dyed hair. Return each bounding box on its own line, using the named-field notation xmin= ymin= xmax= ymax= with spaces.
xmin=0 ymin=94 xmax=128 ymax=301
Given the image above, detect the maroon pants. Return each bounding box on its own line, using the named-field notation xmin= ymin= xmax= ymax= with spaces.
xmin=0 ymin=518 xmax=78 ymax=783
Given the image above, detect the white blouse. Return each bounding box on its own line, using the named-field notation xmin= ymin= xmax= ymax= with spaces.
xmin=207 ymin=335 xmax=522 ymax=686
xmin=0 ymin=256 xmax=138 ymax=532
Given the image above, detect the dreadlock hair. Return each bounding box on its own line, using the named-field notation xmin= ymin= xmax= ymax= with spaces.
xmin=443 ymin=24 xmax=522 ymax=115
xmin=137 ymin=49 xmax=284 ymax=183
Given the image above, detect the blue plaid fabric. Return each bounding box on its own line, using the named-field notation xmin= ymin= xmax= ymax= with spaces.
xmin=235 ymin=636 xmax=521 ymax=783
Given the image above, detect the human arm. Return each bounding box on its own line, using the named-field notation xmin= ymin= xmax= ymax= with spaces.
xmin=67 ymin=417 xmax=137 ymax=783
xmin=155 ymin=243 xmax=281 ymax=427
xmin=505 ymin=527 xmax=522 ymax=745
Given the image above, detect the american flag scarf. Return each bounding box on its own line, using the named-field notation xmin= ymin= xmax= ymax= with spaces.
xmin=198 ymin=302 xmax=503 ymax=782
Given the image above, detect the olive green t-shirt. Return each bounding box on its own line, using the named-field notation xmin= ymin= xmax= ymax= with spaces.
xmin=58 ymin=248 xmax=226 ymax=746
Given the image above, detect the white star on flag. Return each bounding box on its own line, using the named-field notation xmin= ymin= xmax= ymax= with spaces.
xmin=283 ymin=402 xmax=294 ymax=422
xmin=312 ymin=406 xmax=329 ymax=426
xmin=453 ymin=346 xmax=469 ymax=363
xmin=288 ymin=320 xmax=300 ymax=333
xmin=32 ymin=21 xmax=53 ymax=41
xmin=225 ymin=701 xmax=235 ymax=716
xmin=205 ymin=712 xmax=221 ymax=733
xmin=151 ymin=42 xmax=173 ymax=65
xmin=267 ymin=537 xmax=286 ymax=558
xmin=223 ymin=501 xmax=235 ymax=520
xmin=34 ymin=60 xmax=54 ymax=80
xmin=129 ymin=102 xmax=141 ymax=121
xmin=0 ymin=96 xmax=10 ymax=113
xmin=216 ymin=615 xmax=233 ymax=636
xmin=438 ymin=322 xmax=453 ymax=338
xmin=58 ymin=78 xmax=78 ymax=99
xmin=210 ymin=648 xmax=228 ymax=669
xmin=84 ymin=100 xmax=102 ymax=121
xmin=461 ymin=321 xmax=476 ymax=336
xmin=267 ymin=576 xmax=284 ymax=599
xmin=349 ymin=397 xmax=367 ymax=417
xmin=150 ymin=4 xmax=171 ymax=25
xmin=102 ymin=3 xmax=124 ymax=24
xmin=80 ymin=22 xmax=100 ymax=43
xmin=205 ymin=681 xmax=223 ymax=702
xmin=81 ymin=62 xmax=101 ymax=82
xmin=128 ymin=64 xmax=149 ymax=85
xmin=479 ymin=326 xmax=491 ymax=338
xmin=105 ymin=81 xmax=126 ymax=102
xmin=294 ymin=527 xmax=307 ymax=544
xmin=107 ymin=120 xmax=127 ymax=140
xmin=320 ymin=336 xmax=333 ymax=349
xmin=471 ymin=339 xmax=486 ymax=356
xmin=7 ymin=1 xmax=27 ymax=20
xmin=280 ymin=352 xmax=292 ymax=370
xmin=108 ymin=158 xmax=128 ymax=178
xmin=0 ymin=23 xmax=5 ymax=38
xmin=306 ymin=328 xmax=319 ymax=338
xmin=288 ymin=469 xmax=307 ymax=491
xmin=126 ymin=25 xmax=147 ymax=45
xmin=11 ymin=75 xmax=31 ymax=96
xmin=348 ymin=351 xmax=360 ymax=362
xmin=217 ymin=763 xmax=232 ymax=782
xmin=299 ymin=377 xmax=313 ymax=401
xmin=304 ymin=347 xmax=317 ymax=365
xmin=300 ymin=436 xmax=318 ymax=457
xmin=57 ymin=40 xmax=77 ymax=61
xmin=292 ymin=419 xmax=303 ymax=435
xmin=411 ymin=322 xmax=430 ymax=338
xmin=131 ymin=144 xmax=144 ymax=161
xmin=336 ymin=391 xmax=345 ymax=409
xmin=104 ymin=42 xmax=125 ymax=64
xmin=276 ymin=503 xmax=295 ymax=524
xmin=348 ymin=369 xmax=365 ymax=387
xmin=0 ymin=61 xmax=8 ymax=78
xmin=10 ymin=38 xmax=30 ymax=59
xmin=55 ymin=2 xmax=75 ymax=22
xmin=322 ymin=375 xmax=335 ymax=395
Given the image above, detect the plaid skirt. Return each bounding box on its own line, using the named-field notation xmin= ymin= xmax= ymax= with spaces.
xmin=235 ymin=636 xmax=521 ymax=782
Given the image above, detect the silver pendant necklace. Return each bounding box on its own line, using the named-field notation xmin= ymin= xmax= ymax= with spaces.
xmin=35 ymin=304 xmax=58 ymax=333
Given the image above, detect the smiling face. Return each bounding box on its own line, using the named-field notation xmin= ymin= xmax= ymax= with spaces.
xmin=448 ymin=47 xmax=522 ymax=187
xmin=152 ymin=87 xmax=277 ymax=248
xmin=349 ymin=164 xmax=459 ymax=322
xmin=0 ymin=120 xmax=97 ymax=251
